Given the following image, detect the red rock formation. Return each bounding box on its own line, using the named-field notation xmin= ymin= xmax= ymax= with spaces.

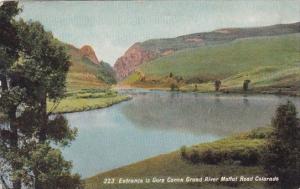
xmin=113 ymin=43 xmax=157 ymax=80
xmin=80 ymin=45 xmax=101 ymax=65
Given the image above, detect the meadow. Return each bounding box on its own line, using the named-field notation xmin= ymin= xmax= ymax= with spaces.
xmin=121 ymin=34 xmax=300 ymax=95
xmin=47 ymin=89 xmax=130 ymax=114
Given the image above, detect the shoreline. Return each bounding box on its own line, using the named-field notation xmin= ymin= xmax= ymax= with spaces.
xmin=115 ymin=85 xmax=300 ymax=97
xmin=47 ymin=86 xmax=300 ymax=115
xmin=83 ymin=127 xmax=271 ymax=189
xmin=49 ymin=95 xmax=132 ymax=114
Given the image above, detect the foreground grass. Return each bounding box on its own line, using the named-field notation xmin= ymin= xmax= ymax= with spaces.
xmin=121 ymin=34 xmax=300 ymax=95
xmin=83 ymin=128 xmax=272 ymax=189
xmin=47 ymin=89 xmax=131 ymax=114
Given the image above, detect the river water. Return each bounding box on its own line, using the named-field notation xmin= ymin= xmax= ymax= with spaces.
xmin=62 ymin=90 xmax=300 ymax=178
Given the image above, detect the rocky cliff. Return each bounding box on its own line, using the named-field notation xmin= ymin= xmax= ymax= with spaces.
xmin=113 ymin=43 xmax=157 ymax=80
xmin=80 ymin=45 xmax=101 ymax=65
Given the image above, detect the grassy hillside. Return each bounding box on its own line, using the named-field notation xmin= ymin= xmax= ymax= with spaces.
xmin=65 ymin=45 xmax=116 ymax=91
xmin=114 ymin=22 xmax=300 ymax=80
xmin=46 ymin=44 xmax=125 ymax=114
xmin=83 ymin=128 xmax=272 ymax=189
xmin=121 ymin=34 xmax=300 ymax=95
xmin=139 ymin=22 xmax=300 ymax=54
xmin=97 ymin=61 xmax=117 ymax=85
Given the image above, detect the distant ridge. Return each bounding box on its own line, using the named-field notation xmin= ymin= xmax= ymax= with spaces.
xmin=114 ymin=22 xmax=300 ymax=80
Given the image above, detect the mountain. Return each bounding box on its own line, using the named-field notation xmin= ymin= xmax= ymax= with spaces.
xmin=114 ymin=43 xmax=157 ymax=80
xmin=64 ymin=44 xmax=116 ymax=91
xmin=80 ymin=45 xmax=101 ymax=65
xmin=114 ymin=22 xmax=300 ymax=80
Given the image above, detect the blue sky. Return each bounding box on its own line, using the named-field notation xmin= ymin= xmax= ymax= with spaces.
xmin=19 ymin=0 xmax=300 ymax=65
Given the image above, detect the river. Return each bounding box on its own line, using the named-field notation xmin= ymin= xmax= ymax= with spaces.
xmin=62 ymin=90 xmax=300 ymax=178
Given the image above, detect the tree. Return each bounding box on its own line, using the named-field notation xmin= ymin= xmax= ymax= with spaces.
xmin=243 ymin=80 xmax=251 ymax=91
xmin=263 ymin=101 xmax=300 ymax=189
xmin=0 ymin=2 xmax=22 ymax=188
xmin=0 ymin=1 xmax=20 ymax=85
xmin=0 ymin=2 xmax=80 ymax=188
xmin=214 ymin=80 xmax=221 ymax=91
xmin=170 ymin=83 xmax=178 ymax=91
xmin=194 ymin=84 xmax=198 ymax=91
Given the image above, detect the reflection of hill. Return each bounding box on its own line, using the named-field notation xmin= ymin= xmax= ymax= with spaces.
xmin=120 ymin=92 xmax=286 ymax=136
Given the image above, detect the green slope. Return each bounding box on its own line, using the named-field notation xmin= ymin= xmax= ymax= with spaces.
xmin=97 ymin=61 xmax=117 ymax=85
xmin=115 ymin=22 xmax=300 ymax=80
xmin=46 ymin=44 xmax=124 ymax=114
xmin=139 ymin=22 xmax=300 ymax=54
xmin=122 ymin=34 xmax=300 ymax=94
xmin=65 ymin=44 xmax=116 ymax=91
xmin=83 ymin=128 xmax=271 ymax=189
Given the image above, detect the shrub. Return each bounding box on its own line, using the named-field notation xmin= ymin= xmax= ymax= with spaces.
xmin=263 ymin=101 xmax=300 ymax=188
xmin=180 ymin=146 xmax=188 ymax=160
xmin=246 ymin=127 xmax=273 ymax=139
xmin=243 ymin=80 xmax=251 ymax=91
xmin=214 ymin=80 xmax=221 ymax=91
xmin=229 ymin=148 xmax=261 ymax=166
xmin=170 ymin=83 xmax=178 ymax=91
xmin=193 ymin=84 xmax=198 ymax=92
xmin=200 ymin=149 xmax=222 ymax=164
xmin=239 ymin=149 xmax=260 ymax=166
xmin=183 ymin=143 xmax=262 ymax=166
xmin=189 ymin=150 xmax=201 ymax=164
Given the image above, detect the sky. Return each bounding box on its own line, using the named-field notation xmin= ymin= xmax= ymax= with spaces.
xmin=18 ymin=0 xmax=300 ymax=65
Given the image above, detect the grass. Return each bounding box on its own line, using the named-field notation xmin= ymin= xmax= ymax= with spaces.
xmin=83 ymin=128 xmax=272 ymax=189
xmin=47 ymin=89 xmax=131 ymax=114
xmin=121 ymin=34 xmax=300 ymax=95
xmin=64 ymin=44 xmax=115 ymax=91
xmin=66 ymin=45 xmax=107 ymax=91
xmin=46 ymin=45 xmax=128 ymax=114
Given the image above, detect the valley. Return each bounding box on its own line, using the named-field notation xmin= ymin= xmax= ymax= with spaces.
xmin=47 ymin=43 xmax=128 ymax=113
xmin=3 ymin=2 xmax=299 ymax=189
xmin=115 ymin=22 xmax=300 ymax=96
xmin=77 ymin=22 xmax=300 ymax=189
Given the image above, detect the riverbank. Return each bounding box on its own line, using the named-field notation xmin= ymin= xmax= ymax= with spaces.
xmin=47 ymin=89 xmax=131 ymax=114
xmin=116 ymin=83 xmax=300 ymax=97
xmin=83 ymin=127 xmax=272 ymax=189
xmin=181 ymin=83 xmax=300 ymax=97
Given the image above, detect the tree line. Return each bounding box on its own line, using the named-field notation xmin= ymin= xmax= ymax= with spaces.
xmin=167 ymin=72 xmax=252 ymax=92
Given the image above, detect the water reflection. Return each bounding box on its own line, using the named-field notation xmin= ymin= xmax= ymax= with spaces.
xmin=63 ymin=90 xmax=300 ymax=177
xmin=120 ymin=91 xmax=296 ymax=136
